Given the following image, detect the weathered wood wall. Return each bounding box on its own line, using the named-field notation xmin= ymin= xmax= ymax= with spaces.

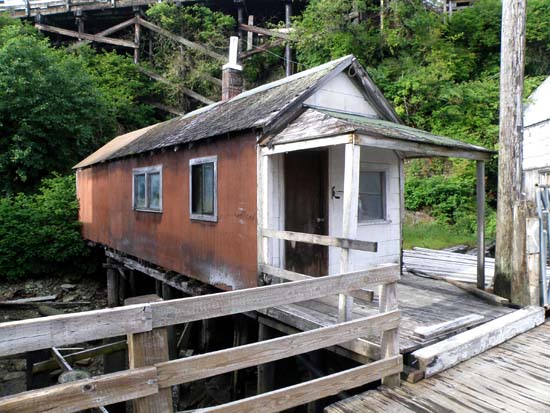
xmin=76 ymin=132 xmax=258 ymax=290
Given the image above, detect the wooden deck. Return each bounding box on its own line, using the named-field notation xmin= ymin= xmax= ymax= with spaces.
xmin=326 ymin=321 xmax=550 ymax=413
xmin=259 ymin=271 xmax=514 ymax=359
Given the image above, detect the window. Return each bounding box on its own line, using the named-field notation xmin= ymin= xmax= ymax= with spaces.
xmin=190 ymin=156 xmax=217 ymax=222
xmin=133 ymin=165 xmax=162 ymax=212
xmin=358 ymin=170 xmax=386 ymax=222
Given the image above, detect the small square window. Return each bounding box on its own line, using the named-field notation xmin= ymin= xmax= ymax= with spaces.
xmin=190 ymin=156 xmax=217 ymax=222
xmin=358 ymin=171 xmax=386 ymax=222
xmin=133 ymin=165 xmax=162 ymax=212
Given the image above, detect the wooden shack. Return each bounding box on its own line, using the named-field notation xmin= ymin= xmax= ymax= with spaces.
xmin=75 ymin=54 xmax=492 ymax=295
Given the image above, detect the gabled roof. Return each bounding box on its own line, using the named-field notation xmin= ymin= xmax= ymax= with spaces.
xmin=269 ymin=107 xmax=493 ymax=160
xmin=74 ymin=55 xmax=399 ymax=169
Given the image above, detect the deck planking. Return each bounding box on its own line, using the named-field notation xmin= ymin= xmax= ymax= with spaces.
xmin=326 ymin=322 xmax=550 ymax=413
xmin=259 ymin=271 xmax=513 ymax=357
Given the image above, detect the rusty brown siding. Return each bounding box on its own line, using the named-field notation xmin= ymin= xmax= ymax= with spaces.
xmin=76 ymin=132 xmax=258 ymax=290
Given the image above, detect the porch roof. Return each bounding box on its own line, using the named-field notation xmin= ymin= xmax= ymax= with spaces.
xmin=265 ymin=107 xmax=493 ymax=161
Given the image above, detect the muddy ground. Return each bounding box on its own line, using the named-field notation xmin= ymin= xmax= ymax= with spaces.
xmin=0 ymin=274 xmax=107 ymax=397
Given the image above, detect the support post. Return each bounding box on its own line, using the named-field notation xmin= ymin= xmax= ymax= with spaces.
xmin=380 ymin=282 xmax=400 ymax=387
xmin=494 ymin=0 xmax=526 ymax=300
xmin=284 ymin=1 xmax=292 ymax=77
xmin=134 ymin=9 xmax=141 ymax=64
xmin=257 ymin=322 xmax=275 ymax=394
xmin=125 ymin=295 xmax=174 ymax=413
xmin=104 ymin=259 xmax=126 ymax=413
xmin=75 ymin=11 xmax=84 ymax=41
xmin=247 ymin=15 xmax=254 ymax=51
xmin=476 ymin=160 xmax=486 ymax=290
xmin=339 ymin=142 xmax=360 ymax=322
xmin=236 ymin=0 xmax=244 ymax=57
xmin=161 ymin=283 xmax=177 ymax=359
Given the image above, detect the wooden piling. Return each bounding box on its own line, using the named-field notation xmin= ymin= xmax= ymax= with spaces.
xmin=257 ymin=322 xmax=275 ymax=394
xmin=104 ymin=258 xmax=127 ymax=413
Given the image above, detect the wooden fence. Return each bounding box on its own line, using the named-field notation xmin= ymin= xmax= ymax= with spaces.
xmin=0 ymin=263 xmax=401 ymax=413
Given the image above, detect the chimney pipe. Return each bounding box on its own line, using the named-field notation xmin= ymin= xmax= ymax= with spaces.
xmin=222 ymin=36 xmax=243 ymax=101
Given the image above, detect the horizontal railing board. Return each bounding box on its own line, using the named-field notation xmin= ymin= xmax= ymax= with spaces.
xmin=0 ymin=265 xmax=398 ymax=356
xmin=260 ymin=264 xmax=375 ymax=302
xmin=0 ymin=304 xmax=151 ymax=357
xmin=262 ymin=228 xmax=377 ymax=253
xmin=0 ymin=367 xmax=158 ymax=413
xmin=186 ymin=355 xmax=403 ymax=413
xmin=157 ymin=310 xmax=400 ymax=387
xmin=151 ymin=264 xmax=399 ymax=328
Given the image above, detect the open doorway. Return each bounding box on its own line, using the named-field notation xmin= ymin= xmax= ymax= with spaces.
xmin=284 ymin=150 xmax=328 ymax=276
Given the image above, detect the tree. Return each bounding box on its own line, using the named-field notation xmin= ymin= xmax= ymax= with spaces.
xmin=0 ymin=22 xmax=115 ymax=195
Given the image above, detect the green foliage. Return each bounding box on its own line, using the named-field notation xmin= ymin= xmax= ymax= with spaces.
xmin=0 ymin=175 xmax=95 ymax=280
xmin=405 ymin=174 xmax=476 ymax=225
xmin=145 ymin=4 xmax=235 ymax=107
xmin=0 ymin=21 xmax=114 ymax=195
xmin=293 ymin=0 xmax=380 ymax=68
xmin=76 ymin=48 xmax=157 ymax=133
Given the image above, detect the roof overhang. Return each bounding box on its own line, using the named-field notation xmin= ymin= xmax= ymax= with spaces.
xmin=262 ymin=108 xmax=493 ymax=161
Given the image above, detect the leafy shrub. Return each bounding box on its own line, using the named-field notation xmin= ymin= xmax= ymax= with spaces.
xmin=0 ymin=175 xmax=94 ymax=280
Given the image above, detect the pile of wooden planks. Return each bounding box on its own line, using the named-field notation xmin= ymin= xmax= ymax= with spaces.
xmin=403 ymin=247 xmax=495 ymax=286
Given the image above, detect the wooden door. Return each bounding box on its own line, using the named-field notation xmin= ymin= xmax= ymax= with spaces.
xmin=284 ymin=150 xmax=328 ymax=276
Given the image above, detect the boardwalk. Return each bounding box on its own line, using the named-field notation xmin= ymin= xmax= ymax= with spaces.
xmin=260 ymin=271 xmax=513 ymax=360
xmin=326 ymin=321 xmax=550 ymax=413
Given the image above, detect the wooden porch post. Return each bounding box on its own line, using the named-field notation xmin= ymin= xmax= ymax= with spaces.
xmin=339 ymin=142 xmax=360 ymax=322
xmin=125 ymin=295 xmax=173 ymax=413
xmin=476 ymin=160 xmax=486 ymax=290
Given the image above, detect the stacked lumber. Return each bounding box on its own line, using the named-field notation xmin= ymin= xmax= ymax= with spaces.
xmin=403 ymin=247 xmax=495 ymax=286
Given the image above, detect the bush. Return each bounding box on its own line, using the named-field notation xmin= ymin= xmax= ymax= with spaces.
xmin=405 ymin=174 xmax=476 ymax=224
xmin=0 ymin=175 xmax=94 ymax=280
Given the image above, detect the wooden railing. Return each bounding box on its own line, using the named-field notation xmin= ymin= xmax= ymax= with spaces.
xmin=0 ymin=264 xmax=401 ymax=413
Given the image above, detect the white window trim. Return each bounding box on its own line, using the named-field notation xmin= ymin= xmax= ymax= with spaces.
xmin=132 ymin=165 xmax=163 ymax=213
xmin=358 ymin=163 xmax=390 ymax=225
xmin=189 ymin=155 xmax=218 ymax=222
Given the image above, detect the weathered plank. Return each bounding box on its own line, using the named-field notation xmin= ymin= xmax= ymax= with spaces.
xmin=238 ymin=23 xmax=291 ymax=41
xmin=0 ymin=304 xmax=151 ymax=357
xmin=0 ymin=295 xmax=57 ymax=305
xmin=262 ymin=228 xmax=377 ymax=252
xmin=69 ymin=17 xmax=137 ymax=49
xmin=33 ymin=341 xmax=127 ymax=374
xmin=157 ymin=310 xmax=400 ymax=388
xmin=240 ymin=38 xmax=285 ymax=59
xmin=35 ymin=24 xmax=137 ymax=48
xmin=191 ymin=355 xmax=402 ymax=413
xmin=151 ymin=264 xmax=399 ymax=328
xmin=136 ymin=17 xmax=224 ymax=61
xmin=259 ymin=264 xmax=373 ymax=302
xmin=0 ymin=367 xmax=158 ymax=413
xmin=412 ymin=306 xmax=545 ymax=377
xmin=413 ymin=314 xmax=485 ymax=340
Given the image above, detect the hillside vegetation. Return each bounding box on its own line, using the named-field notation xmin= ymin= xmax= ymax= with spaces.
xmin=2 ymin=0 xmax=550 ymax=278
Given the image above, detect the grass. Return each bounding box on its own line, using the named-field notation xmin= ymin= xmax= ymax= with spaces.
xmin=403 ymin=220 xmax=477 ymax=250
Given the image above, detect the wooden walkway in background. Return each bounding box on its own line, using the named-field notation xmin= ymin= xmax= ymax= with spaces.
xmin=326 ymin=321 xmax=550 ymax=413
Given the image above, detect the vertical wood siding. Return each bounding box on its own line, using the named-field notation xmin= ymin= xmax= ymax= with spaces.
xmin=77 ymin=133 xmax=258 ymax=290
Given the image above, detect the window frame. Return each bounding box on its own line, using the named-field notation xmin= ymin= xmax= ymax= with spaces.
xmin=132 ymin=165 xmax=163 ymax=213
xmin=358 ymin=164 xmax=389 ymax=225
xmin=189 ymin=156 xmax=218 ymax=222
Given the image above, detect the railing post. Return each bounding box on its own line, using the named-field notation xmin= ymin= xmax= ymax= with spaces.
xmin=379 ymin=281 xmax=400 ymax=387
xmin=339 ymin=141 xmax=360 ymax=321
xmin=125 ymin=295 xmax=173 ymax=413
